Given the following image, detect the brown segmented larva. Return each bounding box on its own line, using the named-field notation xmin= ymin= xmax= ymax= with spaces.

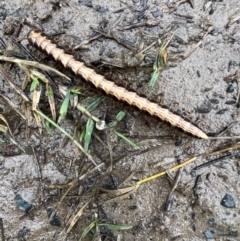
xmin=27 ymin=30 xmax=208 ymax=139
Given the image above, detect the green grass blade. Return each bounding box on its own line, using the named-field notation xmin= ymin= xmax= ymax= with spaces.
xmin=30 ymin=76 xmax=39 ymax=91
xmin=149 ymin=41 xmax=169 ymax=87
xmin=98 ymin=223 xmax=132 ymax=231
xmin=108 ymin=120 xmax=117 ymax=128
xmin=58 ymin=88 xmax=71 ymax=123
xmin=87 ymin=96 xmax=105 ymax=112
xmin=114 ymin=131 xmax=139 ymax=149
xmin=43 ymin=120 xmax=53 ymax=135
xmin=84 ymin=119 xmax=95 ymax=152
xmin=149 ymin=71 xmax=160 ymax=87
xmin=71 ymin=86 xmax=81 ymax=95
xmin=116 ymin=111 xmax=126 ymax=121
xmin=0 ymin=124 xmax=7 ymax=133
xmin=108 ymin=111 xmax=126 ymax=127
xmin=79 ymin=221 xmax=96 ymax=241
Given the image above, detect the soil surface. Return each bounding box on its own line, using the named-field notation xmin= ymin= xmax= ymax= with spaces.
xmin=0 ymin=0 xmax=240 ymax=241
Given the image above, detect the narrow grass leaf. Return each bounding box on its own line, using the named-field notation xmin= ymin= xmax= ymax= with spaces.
xmin=87 ymin=96 xmax=105 ymax=112
xmin=114 ymin=131 xmax=139 ymax=149
xmin=108 ymin=111 xmax=126 ymax=127
xmin=33 ymin=111 xmax=42 ymax=134
xmin=71 ymin=86 xmax=81 ymax=95
xmin=32 ymin=85 xmax=42 ymax=111
xmin=149 ymin=72 xmax=160 ymax=87
xmin=98 ymin=223 xmax=132 ymax=231
xmin=30 ymin=76 xmax=39 ymax=91
xmin=149 ymin=42 xmax=169 ymax=87
xmin=0 ymin=114 xmax=13 ymax=136
xmin=79 ymin=221 xmax=96 ymax=241
xmin=116 ymin=111 xmax=126 ymax=121
xmin=43 ymin=120 xmax=53 ymax=135
xmin=46 ymin=84 xmax=56 ymax=121
xmin=0 ymin=124 xmax=7 ymax=133
xmin=108 ymin=120 xmax=117 ymax=128
xmin=58 ymin=88 xmax=71 ymax=123
xmin=84 ymin=119 xmax=94 ymax=152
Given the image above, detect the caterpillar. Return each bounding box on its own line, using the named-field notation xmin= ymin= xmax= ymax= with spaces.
xmin=28 ymin=30 xmax=208 ymax=139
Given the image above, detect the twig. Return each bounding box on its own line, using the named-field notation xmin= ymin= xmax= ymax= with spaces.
xmin=0 ymin=64 xmax=29 ymax=102
xmin=136 ymin=157 xmax=196 ymax=185
xmin=0 ymin=218 xmax=5 ymax=241
xmin=165 ymin=169 xmax=182 ymax=211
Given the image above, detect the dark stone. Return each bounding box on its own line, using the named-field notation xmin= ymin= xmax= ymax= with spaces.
xmin=216 ymin=108 xmax=228 ymax=114
xmin=174 ymin=138 xmax=182 ymax=146
xmin=209 ymin=99 xmax=219 ymax=104
xmin=227 ymin=230 xmax=238 ymax=237
xmin=204 ymin=230 xmax=214 ymax=239
xmin=226 ymin=84 xmax=234 ymax=93
xmin=15 ymin=194 xmax=32 ymax=213
xmin=93 ymin=5 xmax=109 ymax=14
xmin=133 ymin=0 xmax=139 ymax=3
xmin=17 ymin=227 xmax=29 ymax=240
xmin=46 ymin=207 xmax=61 ymax=227
xmin=80 ymin=0 xmax=93 ymax=8
xmin=0 ymin=5 xmax=7 ymax=20
xmin=207 ymin=218 xmax=216 ymax=226
xmin=210 ymin=28 xmax=219 ymax=36
xmin=225 ymin=100 xmax=236 ymax=105
xmin=196 ymin=101 xmax=212 ymax=113
xmin=175 ymin=35 xmax=184 ymax=44
xmin=140 ymin=0 xmax=148 ymax=6
xmin=151 ymin=9 xmax=163 ymax=18
xmin=221 ymin=194 xmax=236 ymax=208
xmin=209 ymin=5 xmax=216 ymax=15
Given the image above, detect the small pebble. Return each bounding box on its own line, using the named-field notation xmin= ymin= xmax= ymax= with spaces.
xmin=0 ymin=6 xmax=7 ymax=20
xmin=175 ymin=35 xmax=184 ymax=44
xmin=209 ymin=5 xmax=216 ymax=15
xmin=175 ymin=138 xmax=183 ymax=146
xmin=151 ymin=9 xmax=163 ymax=18
xmin=225 ymin=100 xmax=236 ymax=105
xmin=204 ymin=230 xmax=214 ymax=239
xmin=80 ymin=0 xmax=93 ymax=7
xmin=221 ymin=194 xmax=236 ymax=208
xmin=197 ymin=101 xmax=212 ymax=113
xmin=216 ymin=108 xmax=228 ymax=114
xmin=140 ymin=0 xmax=148 ymax=6
xmin=15 ymin=194 xmax=32 ymax=212
xmin=226 ymin=84 xmax=234 ymax=93
xmin=210 ymin=28 xmax=219 ymax=36
xmin=17 ymin=227 xmax=29 ymax=240
xmin=47 ymin=207 xmax=61 ymax=227
xmin=93 ymin=5 xmax=109 ymax=14
xmin=132 ymin=0 xmax=139 ymax=3
xmin=209 ymin=99 xmax=219 ymax=104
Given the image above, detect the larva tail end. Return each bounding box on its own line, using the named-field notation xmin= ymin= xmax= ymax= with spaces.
xmin=199 ymin=132 xmax=208 ymax=139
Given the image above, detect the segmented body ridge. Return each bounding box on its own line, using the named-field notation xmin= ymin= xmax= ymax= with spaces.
xmin=28 ymin=30 xmax=208 ymax=139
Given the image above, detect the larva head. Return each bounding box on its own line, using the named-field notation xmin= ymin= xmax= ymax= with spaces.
xmin=27 ymin=29 xmax=42 ymax=47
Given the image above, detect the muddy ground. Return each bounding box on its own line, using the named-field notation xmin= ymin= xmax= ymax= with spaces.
xmin=0 ymin=0 xmax=240 ymax=240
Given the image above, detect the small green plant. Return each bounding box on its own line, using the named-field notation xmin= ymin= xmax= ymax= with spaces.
xmin=149 ymin=38 xmax=172 ymax=87
xmin=79 ymin=213 xmax=132 ymax=241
